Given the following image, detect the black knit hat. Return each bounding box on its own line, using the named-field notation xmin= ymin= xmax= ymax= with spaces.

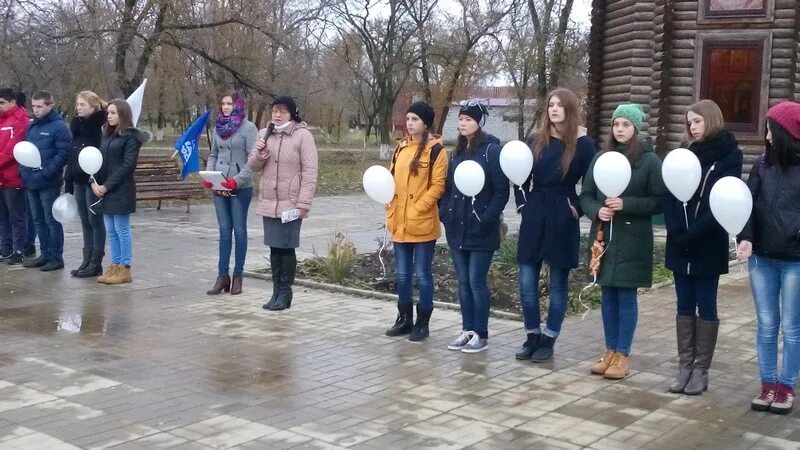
xmin=458 ymin=101 xmax=487 ymax=125
xmin=407 ymin=101 xmax=435 ymax=128
xmin=272 ymin=96 xmax=301 ymax=122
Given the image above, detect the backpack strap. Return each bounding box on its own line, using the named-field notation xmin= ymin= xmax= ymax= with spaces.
xmin=427 ymin=143 xmax=444 ymax=188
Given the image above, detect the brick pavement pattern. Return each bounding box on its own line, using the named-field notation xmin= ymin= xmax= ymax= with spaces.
xmin=0 ymin=196 xmax=797 ymax=449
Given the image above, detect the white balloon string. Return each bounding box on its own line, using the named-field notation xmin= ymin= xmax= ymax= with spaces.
xmin=519 ymin=187 xmax=527 ymax=203
xmin=377 ymin=217 xmax=388 ymax=280
xmin=682 ymin=202 xmax=689 ymax=229
xmin=579 ymin=274 xmax=598 ymax=320
xmin=89 ymin=197 xmax=102 ymax=215
xmin=471 ymin=196 xmax=481 ymax=221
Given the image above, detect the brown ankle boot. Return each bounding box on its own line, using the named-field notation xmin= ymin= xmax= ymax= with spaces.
xmin=230 ymin=275 xmax=243 ymax=295
xmin=591 ymin=349 xmax=616 ymax=375
xmin=97 ymin=264 xmax=119 ymax=284
xmin=106 ymin=266 xmax=132 ymax=284
xmin=207 ymin=275 xmax=231 ymax=295
xmin=603 ymin=353 xmax=630 ymax=380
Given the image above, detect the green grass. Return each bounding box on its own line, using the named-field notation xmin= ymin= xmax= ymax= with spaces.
xmin=315 ymin=151 xmax=386 ymax=196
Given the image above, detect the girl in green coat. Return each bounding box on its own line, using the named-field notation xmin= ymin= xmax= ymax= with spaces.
xmin=579 ymin=104 xmax=664 ymax=380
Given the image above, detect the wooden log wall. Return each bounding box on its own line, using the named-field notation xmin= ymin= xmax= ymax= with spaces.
xmin=586 ymin=0 xmax=608 ymax=140
xmin=595 ymin=0 xmax=655 ymax=147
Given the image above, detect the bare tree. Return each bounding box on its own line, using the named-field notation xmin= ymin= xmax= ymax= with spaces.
xmin=330 ymin=0 xmax=416 ymax=159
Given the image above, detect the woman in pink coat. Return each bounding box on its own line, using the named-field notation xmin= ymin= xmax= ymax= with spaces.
xmin=247 ymin=96 xmax=318 ymax=311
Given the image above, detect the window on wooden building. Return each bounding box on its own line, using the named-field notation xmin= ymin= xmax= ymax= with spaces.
xmin=706 ymin=0 xmax=766 ymax=17
xmin=700 ymin=42 xmax=763 ymax=133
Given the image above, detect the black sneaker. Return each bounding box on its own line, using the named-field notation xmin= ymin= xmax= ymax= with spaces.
xmin=40 ymin=259 xmax=65 ymax=272
xmin=6 ymin=251 xmax=23 ymax=265
xmin=0 ymin=252 xmax=11 ymax=261
xmin=23 ymin=244 xmax=36 ymax=257
xmin=23 ymin=256 xmax=49 ymax=268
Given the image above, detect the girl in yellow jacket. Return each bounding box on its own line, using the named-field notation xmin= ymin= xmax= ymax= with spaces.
xmin=385 ymin=101 xmax=449 ymax=341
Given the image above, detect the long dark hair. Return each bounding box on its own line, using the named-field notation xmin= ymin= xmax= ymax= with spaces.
xmin=103 ymin=99 xmax=134 ymax=136
xmin=604 ymin=133 xmax=643 ymax=165
xmin=766 ymin=118 xmax=800 ymax=170
xmin=530 ymin=88 xmax=580 ymax=175
xmin=409 ymin=132 xmax=430 ymax=176
xmin=454 ymin=128 xmax=485 ymax=157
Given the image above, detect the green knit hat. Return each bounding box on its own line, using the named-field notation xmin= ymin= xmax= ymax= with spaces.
xmin=612 ymin=104 xmax=646 ymax=131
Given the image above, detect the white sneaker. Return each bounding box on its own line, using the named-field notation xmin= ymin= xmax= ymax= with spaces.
xmin=461 ymin=333 xmax=488 ymax=353
xmin=447 ymin=330 xmax=472 ymax=350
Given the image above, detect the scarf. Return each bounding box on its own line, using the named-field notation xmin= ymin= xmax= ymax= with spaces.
xmin=215 ymin=93 xmax=246 ymax=140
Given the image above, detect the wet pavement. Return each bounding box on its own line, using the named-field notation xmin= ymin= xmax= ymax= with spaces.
xmin=0 ymin=195 xmax=797 ymax=449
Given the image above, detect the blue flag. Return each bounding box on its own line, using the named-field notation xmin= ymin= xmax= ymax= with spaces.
xmin=174 ymin=109 xmax=210 ymax=179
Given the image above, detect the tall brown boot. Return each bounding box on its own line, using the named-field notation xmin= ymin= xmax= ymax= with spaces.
xmin=207 ymin=275 xmax=231 ymax=295
xmin=669 ymin=315 xmax=697 ymax=393
xmin=683 ymin=319 xmax=719 ymax=395
xmin=230 ymin=275 xmax=243 ymax=295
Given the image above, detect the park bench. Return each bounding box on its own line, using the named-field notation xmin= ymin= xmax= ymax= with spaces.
xmin=134 ymin=155 xmax=206 ymax=213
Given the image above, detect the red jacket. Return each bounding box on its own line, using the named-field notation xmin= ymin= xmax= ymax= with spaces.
xmin=0 ymin=105 xmax=29 ymax=188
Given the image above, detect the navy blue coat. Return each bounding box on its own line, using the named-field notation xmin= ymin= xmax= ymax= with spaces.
xmin=439 ymin=134 xmax=510 ymax=252
xmin=514 ymin=134 xmax=596 ymax=268
xmin=18 ymin=110 xmax=71 ymax=191
xmin=663 ymin=129 xmax=743 ymax=276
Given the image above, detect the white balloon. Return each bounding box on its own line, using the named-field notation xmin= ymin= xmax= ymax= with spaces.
xmin=78 ymin=146 xmax=103 ymax=175
xmin=710 ymin=176 xmax=753 ymax=235
xmin=52 ymin=193 xmax=78 ymax=224
xmin=454 ymin=160 xmax=485 ymax=197
xmin=13 ymin=141 xmax=41 ymax=168
xmin=499 ymin=140 xmax=533 ymax=186
xmin=593 ymin=151 xmax=631 ymax=197
xmin=362 ymin=165 xmax=395 ymax=204
xmin=662 ymin=148 xmax=701 ymax=203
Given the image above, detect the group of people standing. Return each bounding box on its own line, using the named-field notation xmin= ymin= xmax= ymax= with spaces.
xmin=0 ymin=88 xmax=148 ymax=284
xmin=202 ymin=93 xmax=318 ymax=313
xmin=381 ymin=88 xmax=800 ymax=415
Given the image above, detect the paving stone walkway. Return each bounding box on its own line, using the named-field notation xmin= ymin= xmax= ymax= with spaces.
xmin=0 ymin=195 xmax=796 ymax=449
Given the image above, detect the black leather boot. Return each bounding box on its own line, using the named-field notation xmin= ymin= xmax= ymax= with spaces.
xmin=385 ymin=302 xmax=414 ymax=336
xmin=71 ymin=248 xmax=91 ymax=276
xmin=76 ymin=249 xmax=104 ymax=278
xmin=262 ymin=251 xmax=282 ymax=309
xmin=409 ymin=305 xmax=433 ymax=341
xmin=515 ymin=333 xmax=542 ymax=360
xmin=269 ymin=250 xmax=296 ymax=311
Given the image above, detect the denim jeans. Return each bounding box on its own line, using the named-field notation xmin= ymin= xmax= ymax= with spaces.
xmin=601 ymin=286 xmax=638 ymax=355
xmin=749 ymin=255 xmax=800 ymax=387
xmin=519 ymin=262 xmax=570 ymax=337
xmin=0 ymin=188 xmax=27 ymax=253
xmin=393 ymin=241 xmax=436 ymax=310
xmin=213 ymin=188 xmax=252 ymax=276
xmin=104 ymin=214 xmax=132 ymax=266
xmin=74 ymin=183 xmax=106 ymax=250
xmin=24 ymin=190 xmax=36 ymax=247
xmin=26 ymin=187 xmax=63 ymax=260
xmin=674 ymin=273 xmax=720 ymax=321
xmin=450 ymin=247 xmax=494 ymax=338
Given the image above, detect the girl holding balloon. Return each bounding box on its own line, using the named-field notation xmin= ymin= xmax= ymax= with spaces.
xmin=663 ymin=99 xmax=742 ymax=396
xmin=64 ymin=91 xmax=108 ymax=278
xmin=92 ymin=99 xmax=151 ymax=285
xmin=579 ymin=104 xmax=664 ymax=379
xmin=738 ymin=101 xmax=800 ymax=414
xmin=513 ymin=88 xmax=596 ymax=362
xmin=439 ymin=101 xmax=509 ymax=353
xmin=384 ymin=101 xmax=448 ymax=342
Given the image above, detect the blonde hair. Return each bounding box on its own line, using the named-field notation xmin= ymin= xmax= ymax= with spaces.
xmin=76 ymin=91 xmax=108 ymax=112
xmin=686 ymin=99 xmax=725 ymax=141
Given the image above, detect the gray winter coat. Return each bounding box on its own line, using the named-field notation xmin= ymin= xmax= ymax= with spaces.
xmin=207 ymin=120 xmax=258 ymax=190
